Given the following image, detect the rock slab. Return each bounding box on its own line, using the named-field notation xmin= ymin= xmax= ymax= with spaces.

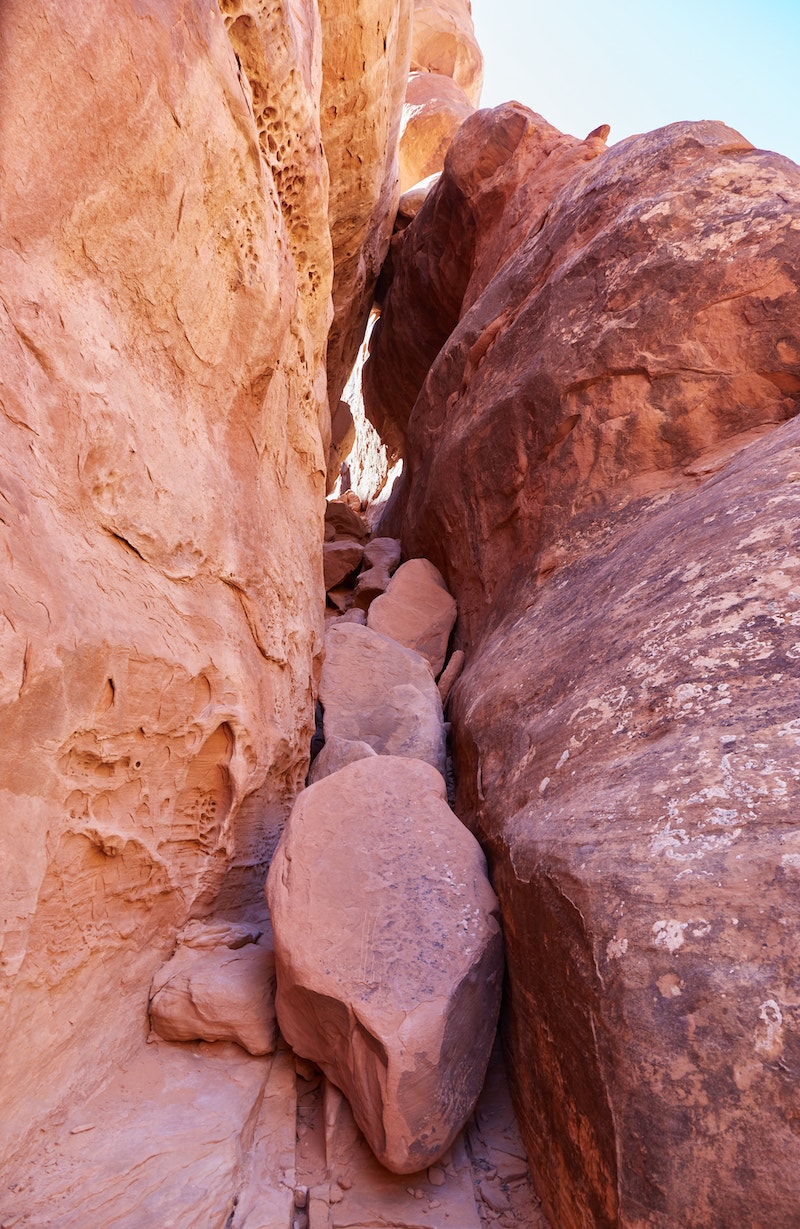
xmin=266 ymin=755 xmax=503 ymax=1174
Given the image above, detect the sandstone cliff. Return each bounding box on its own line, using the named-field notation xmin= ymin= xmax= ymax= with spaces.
xmin=365 ymin=103 xmax=800 ymax=1226
xmin=0 ymin=0 xmax=410 ymax=1173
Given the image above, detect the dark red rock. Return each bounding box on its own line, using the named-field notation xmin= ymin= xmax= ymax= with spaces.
xmin=364 ymin=102 xmax=800 ymax=1225
xmin=452 ymin=418 xmax=800 ymax=1227
xmin=364 ymin=103 xmax=607 ymax=459
xmin=367 ymin=110 xmax=800 ymax=646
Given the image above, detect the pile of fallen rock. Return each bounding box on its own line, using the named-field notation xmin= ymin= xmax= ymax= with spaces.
xmin=148 ymin=497 xmax=503 ymax=1182
xmin=270 ymin=497 xmax=503 ymax=1174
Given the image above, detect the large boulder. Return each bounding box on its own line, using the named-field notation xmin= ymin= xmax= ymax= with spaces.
xmin=367 ymin=111 xmax=800 ymax=643
xmin=365 ymin=103 xmax=608 ymax=461
xmin=453 ymin=418 xmax=800 ymax=1227
xmin=364 ymin=102 xmax=800 ymax=1225
xmin=320 ymin=622 xmax=446 ymax=773
xmin=266 ymin=755 xmax=503 ymax=1174
xmin=367 ymin=557 xmax=456 ymax=676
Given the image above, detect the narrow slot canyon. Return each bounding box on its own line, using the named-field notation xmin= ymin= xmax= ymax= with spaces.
xmin=1 ymin=2 xmax=800 ymax=1228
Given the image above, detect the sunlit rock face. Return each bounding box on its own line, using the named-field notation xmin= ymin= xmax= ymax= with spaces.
xmin=365 ymin=102 xmax=800 ymax=1225
xmin=321 ymin=0 xmax=413 ymax=418
xmin=0 ymin=0 xmax=409 ymax=1170
xmin=398 ymin=0 xmax=482 ymax=193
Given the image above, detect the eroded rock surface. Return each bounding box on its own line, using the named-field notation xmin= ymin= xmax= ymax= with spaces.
xmin=321 ymin=0 xmax=414 ymax=435
xmin=267 ymin=755 xmax=503 ymax=1174
xmin=0 ymin=0 xmax=411 ymax=1177
xmin=410 ymin=0 xmax=483 ymax=105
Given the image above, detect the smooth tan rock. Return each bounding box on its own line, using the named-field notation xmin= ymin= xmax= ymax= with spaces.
xmin=307 ymin=735 xmax=377 ymax=785
xmin=0 ymin=1041 xmax=297 ymax=1229
xmin=323 ymin=540 xmax=364 ymax=590
xmin=319 ymin=622 xmax=446 ymax=773
xmin=368 ymin=558 xmax=456 ymax=676
xmin=266 ymin=755 xmax=503 ymax=1174
xmin=400 ymin=71 xmax=474 ymax=191
xmin=149 ymin=937 xmax=278 ymax=1057
xmin=410 ymin=0 xmax=483 ymax=105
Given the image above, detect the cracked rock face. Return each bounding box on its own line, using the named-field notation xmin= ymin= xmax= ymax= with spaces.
xmin=267 ymin=754 xmax=503 ymax=1174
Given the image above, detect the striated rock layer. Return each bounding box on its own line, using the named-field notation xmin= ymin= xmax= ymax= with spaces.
xmin=0 ymin=0 xmax=411 ymax=1173
xmin=365 ymin=103 xmax=800 ymax=1225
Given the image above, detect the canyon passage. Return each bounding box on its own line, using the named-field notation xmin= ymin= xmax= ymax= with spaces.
xmin=1 ymin=2 xmax=799 ymax=1227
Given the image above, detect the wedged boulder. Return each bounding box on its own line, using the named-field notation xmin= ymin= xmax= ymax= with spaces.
xmin=325 ymin=499 xmax=369 ymax=543
xmin=326 ymin=399 xmax=357 ymax=491
xmin=323 ymin=539 xmax=364 ymax=590
xmin=367 ymin=558 xmax=456 ymax=676
xmin=307 ymin=734 xmax=377 ymax=785
xmin=320 ymin=622 xmax=446 ymax=773
xmin=266 ymin=755 xmax=503 ymax=1174
xmin=400 ymin=71 xmax=474 ymax=192
xmin=437 ymin=647 xmax=465 ymax=706
xmin=149 ymin=926 xmax=278 ymax=1057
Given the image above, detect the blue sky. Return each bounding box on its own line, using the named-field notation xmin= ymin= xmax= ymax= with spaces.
xmin=470 ymin=0 xmax=800 ymax=165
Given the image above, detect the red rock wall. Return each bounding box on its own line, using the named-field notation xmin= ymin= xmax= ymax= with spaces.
xmin=365 ymin=104 xmax=800 ymax=1225
xmin=0 ymin=0 xmax=408 ymax=1169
